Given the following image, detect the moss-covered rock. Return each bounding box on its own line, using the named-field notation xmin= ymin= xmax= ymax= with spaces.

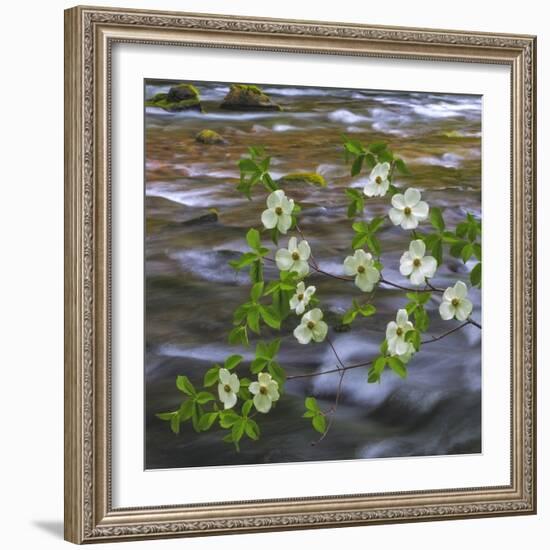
xmin=220 ymin=84 xmax=281 ymax=111
xmin=195 ymin=129 xmax=225 ymax=145
xmin=146 ymin=83 xmax=202 ymax=112
xmin=279 ymin=173 xmax=327 ymax=187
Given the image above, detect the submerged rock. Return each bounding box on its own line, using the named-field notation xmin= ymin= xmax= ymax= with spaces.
xmin=181 ymin=209 xmax=219 ymax=226
xmin=279 ymin=173 xmax=327 ymax=187
xmin=220 ymin=84 xmax=281 ymax=111
xmin=146 ymin=83 xmax=202 ymax=112
xmin=195 ymin=129 xmax=225 ymax=145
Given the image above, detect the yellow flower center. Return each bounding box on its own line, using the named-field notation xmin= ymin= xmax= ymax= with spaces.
xmin=275 ymin=206 xmax=283 ymax=215
xmin=452 ymin=298 xmax=460 ymax=307
xmin=357 ymin=265 xmax=365 ymax=274
xmin=224 ymin=384 xmax=231 ymax=392
xmin=307 ymin=321 xmax=315 ymax=329
xmin=259 ymin=386 xmax=268 ymax=395
xmin=413 ymin=258 xmax=421 ymax=267
xmin=404 ymin=207 xmax=412 ymax=216
xmin=396 ymin=328 xmax=403 ymax=337
xmin=375 ymin=176 xmax=383 ymax=184
xmin=298 ymin=293 xmax=304 ymax=301
xmin=292 ymin=252 xmax=300 ymax=261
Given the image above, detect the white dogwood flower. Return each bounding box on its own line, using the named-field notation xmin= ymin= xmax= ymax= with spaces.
xmin=217 ymin=368 xmax=240 ymax=410
xmin=386 ymin=309 xmax=414 ymax=356
xmin=261 ymin=189 xmax=294 ymax=234
xmin=439 ymin=280 xmax=473 ymax=321
xmin=289 ymin=282 xmax=316 ymax=315
xmin=249 ymin=372 xmax=280 ymax=413
xmin=343 ymin=249 xmax=380 ymax=292
xmin=364 ymin=162 xmax=391 ymax=197
xmin=389 ymin=188 xmax=429 ymax=229
xmin=399 ymin=239 xmax=437 ymax=286
xmin=396 ymin=342 xmax=416 ymax=364
xmin=293 ymin=308 xmax=328 ymax=344
xmin=275 ymin=236 xmax=310 ymax=278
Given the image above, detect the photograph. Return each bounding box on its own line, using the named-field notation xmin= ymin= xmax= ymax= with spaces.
xmin=144 ymin=79 xmax=483 ymax=470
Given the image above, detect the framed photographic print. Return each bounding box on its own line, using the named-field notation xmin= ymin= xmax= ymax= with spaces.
xmin=64 ymin=5 xmax=537 ymax=544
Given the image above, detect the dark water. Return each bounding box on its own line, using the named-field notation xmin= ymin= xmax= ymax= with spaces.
xmin=144 ymin=80 xmax=482 ymax=469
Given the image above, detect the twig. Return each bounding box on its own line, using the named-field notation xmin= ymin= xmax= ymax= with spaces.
xmin=287 ymin=320 xmax=474 ymax=381
xmin=380 ymin=277 xmax=444 ymax=293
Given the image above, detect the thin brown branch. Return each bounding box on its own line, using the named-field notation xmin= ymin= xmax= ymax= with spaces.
xmin=287 ymin=320 xmax=474 ymax=381
xmin=380 ymin=277 xmax=444 ymax=293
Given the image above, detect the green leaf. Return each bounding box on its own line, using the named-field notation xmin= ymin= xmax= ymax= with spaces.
xmin=379 ymin=339 xmax=388 ymax=355
xmin=178 ymin=399 xmax=194 ymax=421
xmin=450 ymin=241 xmax=467 ymax=258
xmin=429 ymin=207 xmax=445 ymax=232
xmin=219 ymin=410 xmax=240 ymax=428
xmin=176 ymin=375 xmax=196 ymax=397
xmin=341 ymin=308 xmax=358 ymax=325
xmin=432 ymin=237 xmax=443 ymax=266
xmin=250 ymin=357 xmax=267 ymax=374
xmin=228 ymin=325 xmax=248 ymax=346
xmin=373 ymin=355 xmax=386 ymax=374
xmin=250 ymin=260 xmax=263 ymax=284
xmin=238 ymin=158 xmax=259 ymax=172
xmin=414 ymin=307 xmax=430 ymax=332
xmin=473 ymin=243 xmax=482 ymax=261
xmin=312 ymin=414 xmax=326 ymax=434
xmin=461 ymin=243 xmax=474 ymax=263
xmin=368 ymin=142 xmax=387 ymax=154
xmin=305 ymin=397 xmax=320 ymax=412
xmin=231 ymin=419 xmax=245 ymax=442
xmin=246 ymin=228 xmax=261 ymax=251
xmin=368 ymin=217 xmax=385 ymax=234
xmin=378 ymin=149 xmax=394 ymax=163
xmin=406 ymin=329 xmax=421 ymax=351
xmin=358 ymin=304 xmax=376 ymax=317
xmin=395 ymin=158 xmax=410 ymax=175
xmin=267 ymin=339 xmax=281 ymax=358
xmin=351 ymin=233 xmax=369 ymax=250
xmin=365 ymin=235 xmax=381 ymax=257
xmin=247 ymin=308 xmax=261 ymax=334
xmin=250 ymin=281 xmax=265 ymax=302
xmin=387 ymin=357 xmax=407 ymax=378
xmin=343 ymin=138 xmax=365 ymax=156
xmin=471 ymin=262 xmax=482 ymax=287
xmin=229 ymin=252 xmax=258 ymax=270
xmin=244 ymin=419 xmax=260 ymax=440
xmin=170 ymin=414 xmax=181 ymax=434
xmin=351 ymin=155 xmax=364 ymax=177
xmin=198 ymin=412 xmax=218 ymax=431
xmin=267 ymin=362 xmax=286 ymax=387
xmin=241 ymin=399 xmax=254 ymax=417
xmin=224 ymin=354 xmax=243 ymax=370
xmin=259 ymin=305 xmax=281 ymax=330
xmin=195 ymin=391 xmax=215 ymax=405
xmin=156 ymin=411 xmax=176 ymax=421
xmin=456 ymin=222 xmax=469 ymax=238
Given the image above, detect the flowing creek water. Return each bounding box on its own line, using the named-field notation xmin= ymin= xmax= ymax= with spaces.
xmin=144 ymin=81 xmax=482 ymax=469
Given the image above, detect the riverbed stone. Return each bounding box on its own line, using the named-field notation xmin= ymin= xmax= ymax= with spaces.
xmin=279 ymin=172 xmax=327 ymax=187
xmin=195 ymin=129 xmax=225 ymax=145
xmin=220 ymin=84 xmax=281 ymax=111
xmin=146 ymin=83 xmax=202 ymax=112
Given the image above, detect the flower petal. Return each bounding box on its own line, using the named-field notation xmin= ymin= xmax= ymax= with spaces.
xmin=363 ymin=181 xmax=378 ymax=197
xmin=261 ymin=209 xmax=277 ymax=229
xmin=394 ymin=338 xmax=409 ymax=356
xmin=288 ymin=236 xmax=298 ymax=253
xmin=298 ymin=240 xmax=311 ymax=260
xmin=253 ymin=393 xmax=272 ymax=413
xmin=305 ymin=285 xmax=316 ymax=298
xmin=289 ymin=295 xmax=300 ymax=310
xmin=412 ymin=201 xmax=429 ymax=219
xmin=443 ymin=287 xmax=455 ymax=302
xmin=391 ymin=193 xmax=405 ymax=210
xmin=454 ymin=280 xmax=468 ymax=299
xmin=409 ymin=239 xmax=426 ymax=258
xmin=396 ymin=309 xmax=408 ymax=325
xmin=389 ymin=208 xmax=405 ymax=226
xmin=365 ymin=266 xmax=380 ymax=284
xmin=421 ymin=256 xmax=437 ymax=278
xmin=400 ymin=258 xmax=414 ymax=276
xmin=309 ymin=308 xmax=323 ymax=322
xmin=312 ymin=320 xmax=328 ymax=342
xmin=248 ymin=381 xmax=260 ymax=395
xmin=219 ymin=368 xmax=230 ymax=384
xmin=386 ymin=321 xmax=397 ymax=339
xmin=410 ymin=269 xmax=426 ymax=286
xmin=294 ymin=260 xmax=310 ymax=278
xmin=343 ymin=255 xmax=359 ymax=275
xmin=404 ymin=187 xmax=421 ymax=207
xmin=267 ymin=189 xmax=284 ymax=209
xmin=275 ymin=249 xmax=293 ymax=271
xmin=280 ymin=196 xmax=294 ymax=214
xmin=294 ymin=324 xmax=312 ymax=344
xmin=456 ymin=299 xmax=473 ymax=321
xmin=277 ymin=213 xmax=292 ymax=234
xmin=258 ymin=372 xmax=272 ymax=385
xmin=228 ymin=373 xmax=240 ymax=393
xmin=266 ymin=381 xmax=280 ymax=401
xmin=439 ymin=301 xmax=455 ymax=320
xmin=295 ymin=302 xmax=305 ymax=315
xmin=401 ymin=215 xmax=419 ymax=230
xmin=355 ymin=272 xmax=374 ymax=292
xmin=223 ymin=392 xmax=237 ymax=410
